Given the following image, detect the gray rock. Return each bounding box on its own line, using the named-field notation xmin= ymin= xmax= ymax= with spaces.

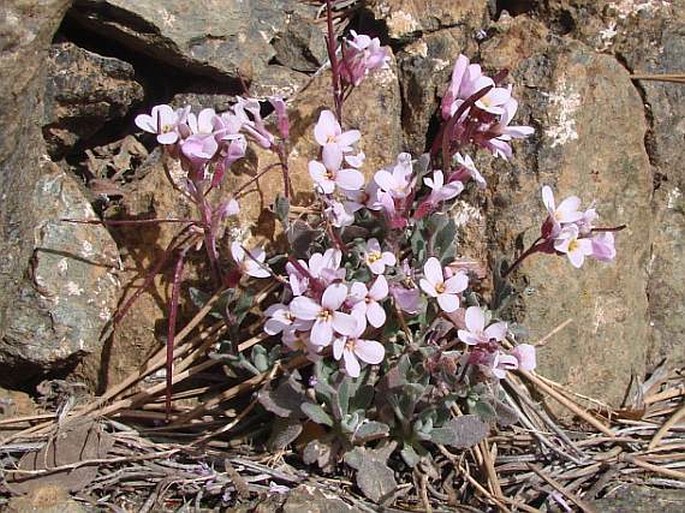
xmin=396 ymin=26 xmax=482 ymax=155
xmin=67 ymin=0 xmax=323 ymax=96
xmin=535 ymin=2 xmax=685 ymax=374
xmin=372 ymin=0 xmax=489 ymax=41
xmin=590 ymin=484 xmax=685 ymax=513
xmin=475 ymin=18 xmax=653 ymax=408
xmin=0 ymin=163 xmax=121 ymax=387
xmin=0 ymin=0 xmax=73 ymax=384
xmin=43 ymin=41 xmax=144 ymax=157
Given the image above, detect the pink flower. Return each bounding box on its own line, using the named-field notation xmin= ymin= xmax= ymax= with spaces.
xmin=350 ymin=275 xmax=389 ymax=328
xmin=268 ymin=96 xmax=290 ymax=140
xmin=325 ymin=200 xmax=356 ymax=228
xmin=135 ymin=104 xmax=188 ymax=145
xmin=492 ymin=352 xmax=519 ymax=379
xmin=289 ymin=283 xmax=357 ymax=347
xmin=308 ymin=153 xmax=364 ymax=194
xmin=457 ymin=307 xmax=508 ymax=346
xmin=419 ymin=257 xmax=468 ymax=313
xmin=424 ymin=170 xmax=464 ymax=203
xmin=333 ymin=312 xmax=385 ymax=378
xmin=231 ymin=242 xmax=270 ymax=278
xmin=285 ymin=249 xmax=344 ymax=295
xmin=373 ymin=152 xmax=414 ymax=199
xmin=313 ymin=110 xmax=361 ymax=164
xmin=390 ymin=282 xmax=420 ymax=315
xmin=454 ymin=153 xmax=486 ymax=189
xmin=590 ymin=232 xmax=616 ymax=262
xmin=554 ymin=224 xmax=593 ymax=268
xmin=340 ymin=31 xmax=391 ymax=87
xmin=363 ymin=238 xmax=396 ymax=275
xmin=542 ymin=185 xmax=584 ymax=236
xmin=511 ymin=344 xmax=536 ymax=372
xmin=264 ymin=303 xmax=311 ymax=336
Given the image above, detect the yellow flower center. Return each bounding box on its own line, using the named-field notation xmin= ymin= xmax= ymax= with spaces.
xmin=367 ymin=251 xmax=382 ymax=264
xmin=435 ymin=282 xmax=446 ymax=294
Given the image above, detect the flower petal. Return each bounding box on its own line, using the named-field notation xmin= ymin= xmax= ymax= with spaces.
xmin=354 ymin=339 xmax=385 ymax=365
xmin=423 ymin=257 xmax=444 ymax=286
xmin=464 ymin=306 xmax=485 ymax=333
xmin=437 ymin=293 xmax=459 ymax=313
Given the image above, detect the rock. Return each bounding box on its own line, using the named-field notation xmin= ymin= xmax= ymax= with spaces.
xmin=396 ymin=27 xmax=481 ymax=155
xmin=590 ymin=484 xmax=685 ymax=513
xmin=77 ymin=153 xmax=195 ymax=390
xmin=532 ymin=0 xmax=685 ymax=372
xmin=474 ymin=17 xmax=653 ymax=407
xmin=0 ymin=163 xmax=121 ymax=388
xmin=3 ymin=3 xmax=125 ymax=390
xmin=43 ymin=41 xmax=144 ymax=158
xmin=0 ymin=386 xmax=38 ymax=420
xmin=231 ymin=484 xmax=362 ymax=513
xmin=66 ymin=0 xmax=324 ymax=96
xmin=372 ymin=0 xmax=489 ymax=41
xmin=6 ymin=485 xmax=86 ymax=513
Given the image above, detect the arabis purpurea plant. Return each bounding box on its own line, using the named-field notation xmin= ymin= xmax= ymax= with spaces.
xmin=130 ymin=4 xmax=623 ymax=497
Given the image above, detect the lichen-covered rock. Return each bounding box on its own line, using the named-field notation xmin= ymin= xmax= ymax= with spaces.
xmin=43 ymin=41 xmax=144 ymax=157
xmin=67 ymin=0 xmax=324 ymax=96
xmin=0 ymin=163 xmax=121 ymax=387
xmin=372 ymin=0 xmax=489 ymax=41
xmin=475 ymin=18 xmax=653 ymax=407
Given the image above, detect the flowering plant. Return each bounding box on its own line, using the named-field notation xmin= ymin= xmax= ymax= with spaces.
xmin=127 ymin=6 xmax=623 ymax=501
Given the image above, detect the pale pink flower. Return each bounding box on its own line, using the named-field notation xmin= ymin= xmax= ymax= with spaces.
xmin=325 ymin=200 xmax=356 ymax=228
xmin=554 ymin=224 xmax=593 ymax=268
xmin=332 ymin=311 xmax=385 ymax=378
xmin=542 ymin=186 xmax=584 ymax=227
xmin=390 ymin=282 xmax=420 ymax=315
xmin=135 ymin=104 xmax=188 ymax=145
xmin=231 ymin=242 xmax=270 ymax=278
xmin=419 ymin=257 xmax=468 ymax=313
xmin=268 ymin=96 xmax=290 ymax=140
xmin=313 ymin=110 xmax=361 ymax=164
xmin=350 ymin=275 xmax=389 ymax=328
xmin=374 ymin=152 xmax=414 ymax=199
xmin=282 ymin=330 xmax=322 ymax=361
xmin=264 ymin=303 xmax=311 ymax=336
xmin=340 ymin=31 xmax=391 ymax=87
xmin=289 ymin=283 xmax=357 ymax=347
xmin=455 ymin=153 xmax=486 ymax=189
xmin=457 ymin=307 xmax=508 ymax=346
xmin=492 ymin=352 xmax=520 ymax=379
xmin=285 ymin=249 xmax=344 ymax=295
xmin=590 ymin=232 xmax=616 ymax=262
xmin=511 ymin=344 xmax=536 ymax=372
xmin=363 ymin=238 xmax=396 ymax=275
xmin=308 ymin=153 xmax=364 ymax=194
xmin=424 ymin=170 xmax=464 ymax=203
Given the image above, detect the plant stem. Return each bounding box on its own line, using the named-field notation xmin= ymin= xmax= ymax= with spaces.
xmin=501 ymin=236 xmax=545 ymax=280
xmin=325 ymin=0 xmax=343 ymax=121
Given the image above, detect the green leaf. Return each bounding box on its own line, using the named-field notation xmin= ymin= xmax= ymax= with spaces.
xmin=351 ymin=384 xmax=375 ymax=411
xmin=251 ymin=345 xmax=269 ymax=372
xmin=356 ymin=456 xmax=397 ymax=503
xmin=400 ymin=444 xmax=421 ymax=467
xmin=301 ymin=403 xmax=333 ymax=427
xmin=273 ymin=194 xmax=290 ymax=225
xmin=429 ymin=415 xmax=489 ymax=449
xmin=337 ymin=377 xmax=351 ymax=415
xmin=352 ymin=421 xmax=390 ymax=444
xmin=431 ymin=214 xmax=457 ymax=264
xmin=267 ymin=417 xmax=303 ymax=451
xmin=470 ymin=399 xmax=498 ymax=423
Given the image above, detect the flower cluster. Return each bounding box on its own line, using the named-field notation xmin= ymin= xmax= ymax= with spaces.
xmin=339 ymin=31 xmax=391 ymax=87
xmin=458 ymin=307 xmax=536 ymax=379
xmin=264 ymin=248 xmax=387 ymax=377
xmin=135 ymin=97 xmax=286 ymax=187
xmin=540 ymin=186 xmax=617 ymax=268
xmin=439 ymin=54 xmax=534 ymax=162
